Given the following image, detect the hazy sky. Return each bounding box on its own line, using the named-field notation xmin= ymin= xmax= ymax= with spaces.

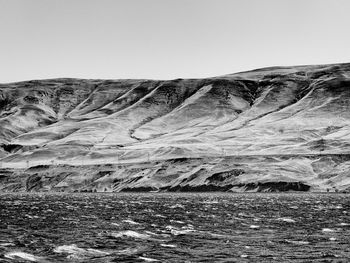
xmin=1 ymin=0 xmax=350 ymax=82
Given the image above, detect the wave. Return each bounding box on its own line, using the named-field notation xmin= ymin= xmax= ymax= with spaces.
xmin=122 ymin=219 xmax=140 ymax=225
xmin=110 ymin=230 xmax=151 ymax=239
xmin=54 ymin=244 xmax=110 ymax=259
xmin=139 ymin=256 xmax=159 ymax=262
xmin=277 ymin=217 xmax=296 ymax=223
xmin=4 ymin=251 xmax=41 ymax=262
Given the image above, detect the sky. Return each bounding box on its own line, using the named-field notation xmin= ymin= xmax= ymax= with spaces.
xmin=1 ymin=0 xmax=350 ymax=83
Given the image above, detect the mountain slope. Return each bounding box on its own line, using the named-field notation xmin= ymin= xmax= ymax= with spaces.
xmin=1 ymin=63 xmax=350 ymax=192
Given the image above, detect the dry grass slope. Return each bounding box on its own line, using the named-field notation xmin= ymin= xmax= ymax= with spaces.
xmin=1 ymin=63 xmax=350 ymax=192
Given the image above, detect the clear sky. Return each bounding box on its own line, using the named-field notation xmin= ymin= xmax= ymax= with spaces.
xmin=1 ymin=0 xmax=350 ymax=83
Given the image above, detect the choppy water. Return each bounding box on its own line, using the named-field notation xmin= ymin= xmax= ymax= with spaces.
xmin=0 ymin=193 xmax=349 ymax=262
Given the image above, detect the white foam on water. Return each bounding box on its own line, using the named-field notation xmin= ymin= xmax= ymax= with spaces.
xmin=122 ymin=219 xmax=140 ymax=225
xmin=139 ymin=256 xmax=159 ymax=262
xmin=111 ymin=230 xmax=150 ymax=239
xmin=277 ymin=217 xmax=296 ymax=223
xmin=160 ymin=244 xmax=177 ymax=248
xmin=339 ymin=222 xmax=349 ymax=226
xmin=166 ymin=225 xmax=195 ymax=235
xmin=144 ymin=231 xmax=159 ymax=236
xmin=86 ymin=248 xmax=110 ymax=256
xmin=4 ymin=251 xmax=39 ymax=262
xmin=172 ymin=220 xmax=185 ymax=224
xmin=54 ymin=244 xmax=85 ymax=254
xmin=155 ymin=214 xmax=166 ymax=218
xmin=170 ymin=229 xmax=195 ymax=236
xmin=169 ymin=204 xmax=185 ymax=209
xmin=0 ymin=242 xmax=14 ymax=247
xmin=249 ymin=225 xmax=260 ymax=229
xmin=285 ymin=240 xmax=310 ymax=245
xmin=329 ymin=237 xmax=337 ymax=241
xmin=322 ymin=228 xmax=335 ymax=232
xmin=54 ymin=244 xmax=110 ymax=258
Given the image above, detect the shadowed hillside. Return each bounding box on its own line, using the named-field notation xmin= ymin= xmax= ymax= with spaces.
xmin=1 ymin=63 xmax=350 ymax=192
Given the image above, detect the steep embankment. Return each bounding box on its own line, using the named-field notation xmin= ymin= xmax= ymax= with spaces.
xmin=1 ymin=63 xmax=350 ymax=192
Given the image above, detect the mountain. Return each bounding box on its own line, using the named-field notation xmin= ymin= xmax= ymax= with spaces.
xmin=1 ymin=63 xmax=350 ymax=192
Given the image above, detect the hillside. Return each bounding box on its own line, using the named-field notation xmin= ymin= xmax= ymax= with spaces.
xmin=1 ymin=63 xmax=350 ymax=192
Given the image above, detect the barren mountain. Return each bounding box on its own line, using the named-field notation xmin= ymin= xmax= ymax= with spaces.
xmin=1 ymin=63 xmax=350 ymax=192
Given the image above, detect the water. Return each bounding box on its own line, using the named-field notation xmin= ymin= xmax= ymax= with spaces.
xmin=0 ymin=193 xmax=349 ymax=262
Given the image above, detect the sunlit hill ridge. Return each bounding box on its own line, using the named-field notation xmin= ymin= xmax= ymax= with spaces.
xmin=1 ymin=63 xmax=350 ymax=192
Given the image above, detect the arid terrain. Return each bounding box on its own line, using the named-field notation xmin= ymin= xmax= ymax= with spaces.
xmin=1 ymin=63 xmax=350 ymax=192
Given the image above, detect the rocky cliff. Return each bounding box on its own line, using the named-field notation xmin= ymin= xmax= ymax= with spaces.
xmin=1 ymin=63 xmax=350 ymax=192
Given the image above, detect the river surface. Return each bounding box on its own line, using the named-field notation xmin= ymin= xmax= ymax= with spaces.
xmin=0 ymin=193 xmax=349 ymax=262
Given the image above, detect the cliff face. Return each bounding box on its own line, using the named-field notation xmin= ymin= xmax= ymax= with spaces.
xmin=1 ymin=63 xmax=350 ymax=192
